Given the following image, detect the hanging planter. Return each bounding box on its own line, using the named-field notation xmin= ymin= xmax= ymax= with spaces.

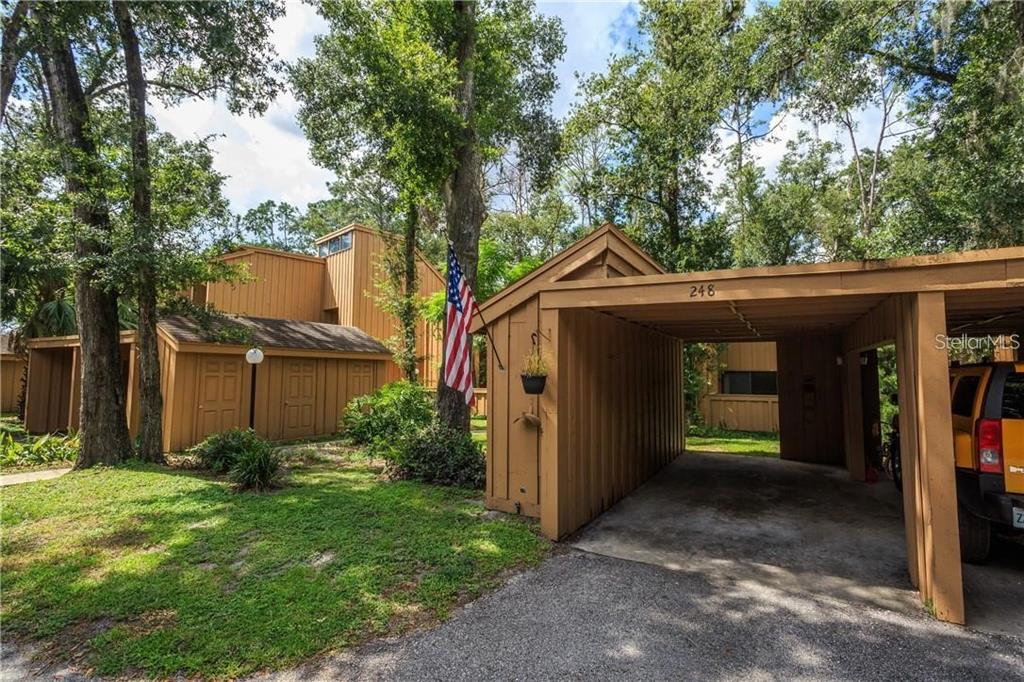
xmin=521 ymin=342 xmax=549 ymax=395
xmin=521 ymin=374 xmax=547 ymax=395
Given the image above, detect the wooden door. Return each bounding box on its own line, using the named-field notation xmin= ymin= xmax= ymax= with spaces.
xmin=282 ymin=359 xmax=317 ymax=440
xmin=195 ymin=357 xmax=244 ymax=441
xmin=347 ymin=361 xmax=375 ymax=398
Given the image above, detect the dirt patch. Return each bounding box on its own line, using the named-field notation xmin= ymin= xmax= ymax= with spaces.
xmin=308 ymin=550 xmax=336 ymax=571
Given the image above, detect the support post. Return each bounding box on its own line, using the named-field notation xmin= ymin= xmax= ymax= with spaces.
xmin=538 ymin=302 xmax=562 ymax=540
xmin=842 ymin=350 xmax=866 ymax=481
xmin=896 ymin=292 xmax=964 ymax=624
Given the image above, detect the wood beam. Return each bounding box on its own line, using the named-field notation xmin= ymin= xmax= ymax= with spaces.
xmin=896 ymin=292 xmax=964 ymax=624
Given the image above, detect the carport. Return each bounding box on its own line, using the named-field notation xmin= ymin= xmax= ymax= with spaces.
xmin=473 ymin=225 xmax=1024 ymax=625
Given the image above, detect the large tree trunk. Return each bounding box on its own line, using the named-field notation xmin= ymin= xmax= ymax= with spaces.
xmin=400 ymin=201 xmax=418 ymax=381
xmin=437 ymin=0 xmax=484 ymax=433
xmin=114 ymin=0 xmax=163 ymax=462
xmin=38 ymin=9 xmax=133 ymax=467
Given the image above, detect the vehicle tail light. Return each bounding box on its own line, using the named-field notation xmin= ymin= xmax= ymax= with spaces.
xmin=975 ymin=418 xmax=1003 ymax=474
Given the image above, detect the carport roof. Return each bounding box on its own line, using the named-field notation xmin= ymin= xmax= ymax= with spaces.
xmin=159 ymin=315 xmax=391 ymax=355
xmin=477 ymin=241 xmax=1024 ymax=343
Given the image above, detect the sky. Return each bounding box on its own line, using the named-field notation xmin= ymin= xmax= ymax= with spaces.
xmin=150 ymin=1 xmax=897 ymax=217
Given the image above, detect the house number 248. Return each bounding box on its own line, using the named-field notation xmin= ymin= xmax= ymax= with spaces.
xmin=689 ymin=283 xmax=715 ymax=298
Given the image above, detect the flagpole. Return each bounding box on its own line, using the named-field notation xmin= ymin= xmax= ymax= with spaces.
xmin=473 ymin=305 xmax=505 ymax=371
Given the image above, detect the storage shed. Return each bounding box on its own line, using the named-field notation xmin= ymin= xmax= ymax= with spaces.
xmin=473 ymin=224 xmax=1024 ymax=626
xmin=25 ymin=315 xmax=390 ymax=451
xmin=1 ymin=334 xmax=27 ymax=413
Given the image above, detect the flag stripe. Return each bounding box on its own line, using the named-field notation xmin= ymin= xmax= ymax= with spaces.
xmin=443 ymin=246 xmax=478 ymax=406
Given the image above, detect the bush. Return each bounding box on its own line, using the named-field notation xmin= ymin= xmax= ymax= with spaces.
xmin=188 ymin=428 xmax=268 ymax=473
xmin=396 ymin=421 xmax=485 ymax=488
xmin=229 ymin=443 xmax=283 ymax=492
xmin=341 ymin=380 xmax=433 ymax=458
xmin=0 ymin=432 xmax=78 ymax=468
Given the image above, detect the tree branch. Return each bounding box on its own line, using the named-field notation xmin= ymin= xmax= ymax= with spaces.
xmin=89 ymin=78 xmax=205 ymax=100
xmin=82 ymin=45 xmax=121 ymax=98
xmin=1 ymin=0 xmax=30 ymax=122
xmin=866 ymin=48 xmax=957 ymax=85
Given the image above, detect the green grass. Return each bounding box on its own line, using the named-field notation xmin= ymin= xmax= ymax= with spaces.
xmin=1 ymin=451 xmax=548 ymax=678
xmin=1 ymin=413 xmax=27 ymax=441
xmin=686 ymin=427 xmax=780 ymax=457
xmin=470 ymin=414 xmax=487 ymax=445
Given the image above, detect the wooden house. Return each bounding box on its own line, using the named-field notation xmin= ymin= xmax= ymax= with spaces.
xmin=23 ymin=224 xmax=445 ymax=451
xmin=1 ymin=334 xmax=26 ymax=413
xmin=697 ymin=341 xmax=779 ymax=432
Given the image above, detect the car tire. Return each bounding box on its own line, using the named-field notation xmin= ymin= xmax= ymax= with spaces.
xmin=958 ymin=504 xmax=991 ymax=564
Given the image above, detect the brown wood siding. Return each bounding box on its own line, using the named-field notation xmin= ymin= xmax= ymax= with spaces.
xmin=323 ymin=246 xmax=356 ymax=325
xmin=24 ymin=348 xmax=74 ymax=433
xmin=776 ymin=334 xmax=845 ymax=465
xmin=485 ymin=298 xmax=541 ymax=515
xmin=1 ymin=357 xmax=26 ymax=412
xmin=205 ymin=251 xmax=326 ymax=321
xmin=163 ymin=348 xmax=385 ymax=451
xmin=720 ymin=341 xmax=777 ymax=371
xmin=554 ymin=308 xmax=685 ymax=536
xmin=703 ymin=394 xmax=779 ymax=432
xmin=486 ymin=298 xmax=685 ymax=531
xmin=328 ymin=229 xmax=445 ymax=385
xmin=697 ymin=341 xmax=778 ymax=431
xmin=252 ymin=355 xmax=383 ymax=442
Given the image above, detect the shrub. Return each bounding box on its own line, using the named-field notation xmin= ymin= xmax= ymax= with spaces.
xmin=229 ymin=443 xmax=283 ymax=492
xmin=188 ymin=428 xmax=268 ymax=473
xmin=0 ymin=432 xmax=78 ymax=468
xmin=341 ymin=380 xmax=433 ymax=458
xmin=396 ymin=421 xmax=485 ymax=488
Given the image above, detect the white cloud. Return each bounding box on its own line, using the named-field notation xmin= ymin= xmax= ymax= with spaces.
xmin=537 ymin=1 xmax=637 ymax=117
xmin=707 ymin=100 xmax=911 ymax=206
xmin=149 ymin=1 xmax=641 ymax=214
xmin=150 ymin=1 xmax=332 ymax=215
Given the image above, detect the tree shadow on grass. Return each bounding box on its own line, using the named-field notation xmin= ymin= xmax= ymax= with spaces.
xmin=1 ymin=463 xmax=547 ymax=679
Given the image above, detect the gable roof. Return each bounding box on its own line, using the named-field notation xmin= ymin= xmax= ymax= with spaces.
xmin=472 ymin=223 xmax=665 ymax=329
xmin=220 ymin=245 xmax=325 ymax=264
xmin=159 ymin=315 xmax=390 ymax=356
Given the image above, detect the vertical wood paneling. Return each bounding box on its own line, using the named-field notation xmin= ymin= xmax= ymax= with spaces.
xmin=205 ymin=251 xmax=326 ymax=322
xmin=542 ymin=308 xmax=685 ymax=538
xmin=489 ymin=315 xmax=510 ymax=502
xmin=1 ymin=358 xmax=25 ymax=412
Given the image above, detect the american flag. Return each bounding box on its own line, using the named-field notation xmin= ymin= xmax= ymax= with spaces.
xmin=444 ymin=245 xmax=478 ymax=405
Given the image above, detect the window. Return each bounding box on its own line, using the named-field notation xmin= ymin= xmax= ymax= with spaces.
xmin=317 ymin=232 xmax=353 ymax=257
xmin=721 ymin=371 xmax=777 ymax=395
xmin=1002 ymin=373 xmax=1024 ymax=419
xmin=951 ymin=375 xmax=980 ymax=417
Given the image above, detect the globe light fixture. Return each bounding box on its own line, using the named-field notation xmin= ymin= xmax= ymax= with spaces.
xmin=245 ymin=347 xmax=264 ymax=429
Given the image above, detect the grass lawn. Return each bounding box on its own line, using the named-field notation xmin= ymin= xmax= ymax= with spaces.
xmin=686 ymin=428 xmax=780 ymax=457
xmin=1 ymin=412 xmax=27 ymax=440
xmin=1 ymin=446 xmax=548 ymax=678
xmin=470 ymin=414 xmax=487 ymax=445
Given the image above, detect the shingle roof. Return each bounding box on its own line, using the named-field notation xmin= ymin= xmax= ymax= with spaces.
xmin=159 ymin=315 xmax=390 ymax=355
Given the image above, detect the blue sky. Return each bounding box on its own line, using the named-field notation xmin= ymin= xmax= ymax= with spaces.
xmin=151 ymin=1 xmax=895 ymax=216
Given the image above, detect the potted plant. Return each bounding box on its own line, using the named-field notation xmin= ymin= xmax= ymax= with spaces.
xmin=521 ymin=347 xmax=549 ymax=395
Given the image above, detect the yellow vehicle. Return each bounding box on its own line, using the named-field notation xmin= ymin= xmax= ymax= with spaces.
xmin=950 ymin=361 xmax=1024 ymax=562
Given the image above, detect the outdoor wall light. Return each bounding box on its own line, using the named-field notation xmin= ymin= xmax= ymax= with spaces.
xmin=245 ymin=347 xmax=264 ymax=429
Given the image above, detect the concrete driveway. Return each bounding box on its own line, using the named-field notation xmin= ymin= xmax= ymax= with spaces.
xmin=256 ymin=452 xmax=1024 ymax=681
